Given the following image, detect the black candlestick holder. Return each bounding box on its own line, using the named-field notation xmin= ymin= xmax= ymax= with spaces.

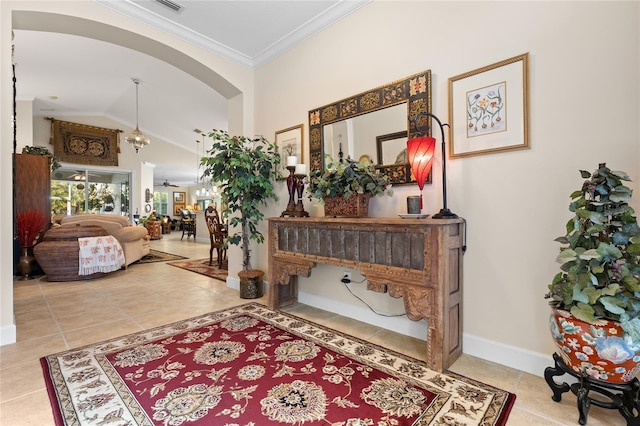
xmin=280 ymin=166 xmax=297 ymax=217
xmin=293 ymin=174 xmax=309 ymax=217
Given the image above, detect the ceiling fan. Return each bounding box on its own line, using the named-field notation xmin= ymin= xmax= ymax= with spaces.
xmin=157 ymin=179 xmax=179 ymax=187
xmin=69 ymin=170 xmax=98 ymax=180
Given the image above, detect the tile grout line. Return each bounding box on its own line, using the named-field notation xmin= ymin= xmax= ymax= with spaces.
xmin=38 ymin=278 xmax=71 ymax=350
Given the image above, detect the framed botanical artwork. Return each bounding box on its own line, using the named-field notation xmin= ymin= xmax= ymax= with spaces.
xmin=173 ymin=191 xmax=185 ymax=203
xmin=174 ymin=204 xmax=185 ymax=216
xmin=275 ymin=124 xmax=304 ymax=179
xmin=448 ymin=53 xmax=529 ymax=158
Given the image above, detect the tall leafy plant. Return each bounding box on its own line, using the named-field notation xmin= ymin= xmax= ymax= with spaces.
xmin=546 ymin=163 xmax=640 ymax=342
xmin=201 ymin=130 xmax=280 ymax=271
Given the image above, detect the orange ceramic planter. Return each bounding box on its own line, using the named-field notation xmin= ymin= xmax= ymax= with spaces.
xmin=550 ymin=308 xmax=640 ymax=383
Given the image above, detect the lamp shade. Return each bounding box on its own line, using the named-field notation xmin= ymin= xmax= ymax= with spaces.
xmin=407 ymin=136 xmax=436 ymax=210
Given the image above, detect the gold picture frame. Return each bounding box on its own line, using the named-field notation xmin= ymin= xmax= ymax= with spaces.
xmin=173 ymin=191 xmax=185 ymax=203
xmin=275 ymin=124 xmax=304 ymax=179
xmin=448 ymin=53 xmax=529 ymax=158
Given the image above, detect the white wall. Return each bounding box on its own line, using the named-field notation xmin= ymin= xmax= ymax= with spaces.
xmin=253 ymin=1 xmax=640 ymax=376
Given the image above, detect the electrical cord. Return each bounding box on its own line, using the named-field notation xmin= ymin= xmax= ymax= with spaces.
xmin=342 ymin=281 xmax=405 ymax=318
xmin=339 ymin=216 xmax=466 ymax=317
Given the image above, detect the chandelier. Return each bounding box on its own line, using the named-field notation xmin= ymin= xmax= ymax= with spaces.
xmin=124 ymin=78 xmax=150 ymax=153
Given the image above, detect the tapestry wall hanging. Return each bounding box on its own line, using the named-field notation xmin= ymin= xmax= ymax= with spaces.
xmin=50 ymin=119 xmax=120 ymax=166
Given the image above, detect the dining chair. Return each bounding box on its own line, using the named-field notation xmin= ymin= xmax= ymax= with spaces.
xmin=180 ymin=209 xmax=195 ymax=240
xmin=205 ymin=205 xmax=227 ymax=268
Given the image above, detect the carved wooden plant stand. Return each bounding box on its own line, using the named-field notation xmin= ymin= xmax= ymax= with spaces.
xmin=545 ymin=352 xmax=640 ymax=425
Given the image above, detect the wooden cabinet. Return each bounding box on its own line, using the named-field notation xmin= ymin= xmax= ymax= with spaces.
xmin=267 ymin=216 xmax=465 ymax=372
xmin=14 ymin=154 xmax=51 ymax=273
xmin=14 ymin=154 xmax=51 ymax=221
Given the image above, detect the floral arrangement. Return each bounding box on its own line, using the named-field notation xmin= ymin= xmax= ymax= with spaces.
xmin=16 ymin=209 xmax=49 ymax=247
xmin=307 ymin=157 xmax=392 ymax=202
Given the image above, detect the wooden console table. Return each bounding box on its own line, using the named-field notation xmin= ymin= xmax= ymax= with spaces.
xmin=267 ymin=216 xmax=465 ymax=372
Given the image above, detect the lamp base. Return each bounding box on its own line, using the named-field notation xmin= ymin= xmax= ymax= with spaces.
xmin=432 ymin=208 xmax=458 ymax=219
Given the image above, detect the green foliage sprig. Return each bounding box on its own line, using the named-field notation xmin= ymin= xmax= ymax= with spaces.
xmin=307 ymin=157 xmax=392 ymax=202
xmin=201 ymin=130 xmax=280 ymax=271
xmin=546 ymin=163 xmax=640 ymax=342
xmin=21 ymin=145 xmax=60 ymax=171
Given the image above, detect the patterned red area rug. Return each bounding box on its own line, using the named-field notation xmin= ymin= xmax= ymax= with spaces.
xmin=40 ymin=303 xmax=515 ymax=425
xmin=166 ymin=257 xmax=227 ymax=282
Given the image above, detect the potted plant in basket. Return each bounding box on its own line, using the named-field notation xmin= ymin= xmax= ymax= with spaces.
xmin=201 ymin=129 xmax=280 ymax=298
xmin=545 ymin=163 xmax=640 ymax=382
xmin=307 ymin=156 xmax=392 ymax=217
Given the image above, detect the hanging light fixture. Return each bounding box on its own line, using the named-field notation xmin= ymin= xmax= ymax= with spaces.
xmin=195 ymin=135 xmax=201 ymax=196
xmin=194 ymin=130 xmax=210 ymax=197
xmin=124 ymin=78 xmax=150 ymax=153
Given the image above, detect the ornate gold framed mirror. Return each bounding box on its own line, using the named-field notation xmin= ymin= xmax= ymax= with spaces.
xmin=308 ymin=69 xmax=431 ymax=185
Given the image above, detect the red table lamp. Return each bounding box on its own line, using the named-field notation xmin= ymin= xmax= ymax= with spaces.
xmin=406 ymin=136 xmax=435 ymax=210
xmin=406 ymin=112 xmax=458 ymax=219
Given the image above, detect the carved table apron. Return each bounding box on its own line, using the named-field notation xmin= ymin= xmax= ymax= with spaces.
xmin=267 ymin=217 xmax=464 ymax=372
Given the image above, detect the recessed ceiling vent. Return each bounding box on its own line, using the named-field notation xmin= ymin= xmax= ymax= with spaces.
xmin=155 ymin=0 xmax=183 ymax=13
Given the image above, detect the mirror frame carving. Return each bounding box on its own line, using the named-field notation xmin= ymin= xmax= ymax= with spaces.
xmin=308 ymin=69 xmax=431 ymax=185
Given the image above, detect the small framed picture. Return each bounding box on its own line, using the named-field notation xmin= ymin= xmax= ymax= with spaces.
xmin=173 ymin=191 xmax=185 ymax=203
xmin=448 ymin=53 xmax=529 ymax=158
xmin=174 ymin=204 xmax=185 ymax=216
xmin=376 ymin=131 xmax=408 ymax=165
xmin=275 ymin=124 xmax=304 ymax=179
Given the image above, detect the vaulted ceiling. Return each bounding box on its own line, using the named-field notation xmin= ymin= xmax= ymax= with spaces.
xmin=12 ymin=0 xmax=368 ymax=186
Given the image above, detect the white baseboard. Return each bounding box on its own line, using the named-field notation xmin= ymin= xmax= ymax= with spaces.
xmin=0 ymin=322 xmax=16 ymax=346
xmin=226 ymin=275 xmax=239 ymax=291
xmin=462 ymin=333 xmax=551 ymax=378
xmin=227 ymin=282 xmax=550 ymax=378
xmin=297 ymin=290 xmax=428 ymax=340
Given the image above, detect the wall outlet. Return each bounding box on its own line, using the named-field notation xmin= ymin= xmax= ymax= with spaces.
xmin=341 ymin=271 xmax=351 ymax=283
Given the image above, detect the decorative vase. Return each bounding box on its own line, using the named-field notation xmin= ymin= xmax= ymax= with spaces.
xmin=17 ymin=246 xmax=35 ymax=280
xmin=549 ymin=308 xmax=640 ymax=383
xmin=323 ymin=193 xmax=371 ymax=217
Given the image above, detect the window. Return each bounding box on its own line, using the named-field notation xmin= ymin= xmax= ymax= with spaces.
xmin=51 ymin=168 xmax=131 ymax=217
xmin=154 ymin=191 xmax=168 ymax=216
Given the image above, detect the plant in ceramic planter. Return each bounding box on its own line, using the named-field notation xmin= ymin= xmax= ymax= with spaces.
xmin=307 ymin=157 xmax=392 ymax=216
xmin=545 ymin=163 xmax=640 ymax=382
xmin=201 ymin=130 xmax=280 ymax=295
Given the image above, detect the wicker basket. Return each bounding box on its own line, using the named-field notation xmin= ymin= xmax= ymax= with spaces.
xmin=323 ymin=193 xmax=371 ymax=217
xmin=33 ymin=224 xmax=109 ymax=281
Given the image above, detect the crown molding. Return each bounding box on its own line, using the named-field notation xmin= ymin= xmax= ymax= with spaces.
xmin=94 ymin=0 xmax=369 ymax=68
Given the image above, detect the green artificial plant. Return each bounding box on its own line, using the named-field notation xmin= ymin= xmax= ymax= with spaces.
xmin=201 ymin=129 xmax=280 ymax=271
xmin=545 ymin=163 xmax=640 ymax=342
xmin=21 ymin=145 xmax=61 ymax=171
xmin=307 ymin=156 xmax=392 ymax=203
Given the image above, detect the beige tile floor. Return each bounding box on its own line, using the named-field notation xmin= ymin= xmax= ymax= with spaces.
xmin=0 ymin=232 xmax=628 ymax=425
